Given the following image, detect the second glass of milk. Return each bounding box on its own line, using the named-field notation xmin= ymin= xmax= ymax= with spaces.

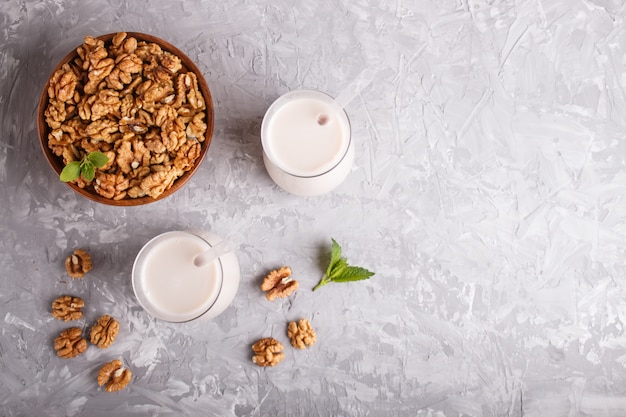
xmin=261 ymin=90 xmax=353 ymax=196
xmin=132 ymin=231 xmax=240 ymax=322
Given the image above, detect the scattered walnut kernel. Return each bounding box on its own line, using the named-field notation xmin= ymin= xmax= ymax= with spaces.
xmin=51 ymin=295 xmax=85 ymax=321
xmin=260 ymin=266 xmax=299 ymax=301
xmin=44 ymin=32 xmax=209 ymax=200
xmin=90 ymin=315 xmax=119 ymax=348
xmin=287 ymin=319 xmax=317 ymax=350
xmin=98 ymin=359 xmax=132 ymax=392
xmin=54 ymin=327 xmax=87 ymax=358
xmin=252 ymin=338 xmax=285 ymax=367
xmin=64 ymin=248 xmax=93 ymax=278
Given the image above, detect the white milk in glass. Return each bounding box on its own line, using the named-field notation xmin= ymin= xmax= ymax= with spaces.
xmin=261 ymin=90 xmax=353 ymax=196
xmin=132 ymin=231 xmax=239 ymax=322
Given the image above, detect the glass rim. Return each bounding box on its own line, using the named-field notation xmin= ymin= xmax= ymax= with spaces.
xmin=131 ymin=231 xmax=225 ymax=323
xmin=261 ymin=89 xmax=353 ymax=178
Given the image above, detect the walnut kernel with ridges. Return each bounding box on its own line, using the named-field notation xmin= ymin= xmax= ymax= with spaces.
xmin=65 ymin=248 xmax=93 ymax=278
xmin=261 ymin=266 xmax=299 ymax=301
xmin=51 ymin=295 xmax=85 ymax=321
xmin=288 ymin=319 xmax=317 ymax=349
xmin=54 ymin=327 xmax=87 ymax=358
xmin=90 ymin=315 xmax=119 ymax=348
xmin=98 ymin=359 xmax=132 ymax=392
xmin=252 ymin=338 xmax=285 ymax=367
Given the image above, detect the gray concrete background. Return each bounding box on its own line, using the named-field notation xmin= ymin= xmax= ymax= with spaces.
xmin=2 ymin=0 xmax=626 ymax=416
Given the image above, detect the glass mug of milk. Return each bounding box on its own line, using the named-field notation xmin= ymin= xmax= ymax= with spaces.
xmin=132 ymin=231 xmax=240 ymax=322
xmin=261 ymin=89 xmax=353 ymax=196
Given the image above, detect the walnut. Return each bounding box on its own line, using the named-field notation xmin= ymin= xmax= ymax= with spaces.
xmin=90 ymin=315 xmax=119 ymax=348
xmin=47 ymin=64 xmax=79 ymax=103
xmin=106 ymin=53 xmax=142 ymax=90
xmin=100 ymin=150 xmax=117 ymax=170
xmin=89 ymin=89 xmax=121 ymax=121
xmin=84 ymin=57 xmax=115 ymax=95
xmin=287 ymin=319 xmax=317 ymax=349
xmin=48 ymin=129 xmax=73 ymax=154
xmin=61 ymin=118 xmax=88 ymax=143
xmin=174 ymin=140 xmax=201 ymax=171
xmin=98 ymin=359 xmax=132 ymax=392
xmin=261 ymin=267 xmax=299 ymax=301
xmin=65 ymin=248 xmax=93 ymax=278
xmin=140 ymin=167 xmax=182 ymax=198
xmin=160 ymin=117 xmax=186 ymax=152
xmin=54 ymin=327 xmax=87 ymax=358
xmin=85 ymin=119 xmax=119 ymax=143
xmin=77 ymin=94 xmax=96 ymax=120
xmin=173 ymin=72 xmax=205 ymax=110
xmin=159 ymin=51 xmax=182 ymax=74
xmin=154 ymin=104 xmax=177 ymax=127
xmin=119 ymin=94 xmax=137 ymax=119
xmin=251 ymin=338 xmax=285 ymax=367
xmin=61 ymin=145 xmax=81 ymax=166
xmin=115 ymin=139 xmax=150 ymax=174
xmin=80 ymin=135 xmax=117 ymax=154
xmin=51 ymin=295 xmax=85 ymax=321
xmin=134 ymin=40 xmax=163 ymax=61
xmin=44 ymin=101 xmax=67 ymax=129
xmin=94 ymin=172 xmax=130 ymax=200
xmin=137 ymin=78 xmax=174 ymax=105
xmin=111 ymin=32 xmax=128 ymax=51
xmin=144 ymin=134 xmax=167 ymax=154
xmin=144 ymin=55 xmax=174 ymax=84
xmin=127 ymin=185 xmax=146 ymax=199
xmin=77 ymin=36 xmax=107 ymax=70
xmin=185 ymin=73 xmax=205 ymax=111
xmin=186 ymin=112 xmax=207 ymax=140
xmin=120 ymin=75 xmax=143 ymax=96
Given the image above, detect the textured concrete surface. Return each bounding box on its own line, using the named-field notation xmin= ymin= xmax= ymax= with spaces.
xmin=2 ymin=0 xmax=626 ymax=416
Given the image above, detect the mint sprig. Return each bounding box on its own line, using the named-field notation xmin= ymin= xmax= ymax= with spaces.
xmin=313 ymin=238 xmax=375 ymax=291
xmin=60 ymin=151 xmax=109 ymax=182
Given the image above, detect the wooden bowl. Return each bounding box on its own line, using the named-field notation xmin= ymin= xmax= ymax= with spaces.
xmin=37 ymin=32 xmax=214 ymax=206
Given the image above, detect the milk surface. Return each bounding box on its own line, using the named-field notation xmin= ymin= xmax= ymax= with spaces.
xmin=136 ymin=233 xmax=221 ymax=322
xmin=265 ymin=96 xmax=350 ymax=177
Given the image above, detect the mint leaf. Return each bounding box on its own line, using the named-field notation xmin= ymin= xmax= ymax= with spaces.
xmin=328 ymin=258 xmax=348 ymax=280
xmin=326 ymin=238 xmax=343 ymax=276
xmin=81 ymin=162 xmax=95 ymax=181
xmin=60 ymin=161 xmax=81 ymax=182
xmin=87 ymin=151 xmax=109 ymax=168
xmin=330 ymin=266 xmax=374 ymax=282
xmin=313 ymin=238 xmax=375 ymax=290
xmin=59 ymin=152 xmax=108 ymax=183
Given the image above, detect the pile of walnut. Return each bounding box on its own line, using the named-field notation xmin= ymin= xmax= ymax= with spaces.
xmin=52 ymin=315 xmax=119 ymax=355
xmin=51 ymin=248 xmax=131 ymax=392
xmin=44 ymin=32 xmax=208 ymax=200
xmin=252 ymin=267 xmax=316 ymax=367
xmin=52 ymin=307 xmax=121 ymax=355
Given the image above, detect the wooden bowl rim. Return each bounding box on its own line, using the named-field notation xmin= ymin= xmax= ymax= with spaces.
xmin=37 ymin=32 xmax=214 ymax=206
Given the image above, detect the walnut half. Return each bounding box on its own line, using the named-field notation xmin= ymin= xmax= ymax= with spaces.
xmin=98 ymin=359 xmax=132 ymax=392
xmin=51 ymin=295 xmax=85 ymax=321
xmin=90 ymin=315 xmax=119 ymax=348
xmin=251 ymin=338 xmax=285 ymax=367
xmin=287 ymin=319 xmax=317 ymax=350
xmin=260 ymin=267 xmax=299 ymax=301
xmin=54 ymin=327 xmax=87 ymax=358
xmin=65 ymin=249 xmax=93 ymax=278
